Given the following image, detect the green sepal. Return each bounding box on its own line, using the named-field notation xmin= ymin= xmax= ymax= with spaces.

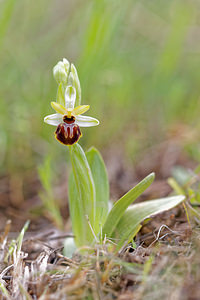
xmin=68 ymin=64 xmax=81 ymax=106
xmin=56 ymin=82 xmax=65 ymax=107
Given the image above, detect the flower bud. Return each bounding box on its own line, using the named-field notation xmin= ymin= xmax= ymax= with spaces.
xmin=53 ymin=58 xmax=70 ymax=85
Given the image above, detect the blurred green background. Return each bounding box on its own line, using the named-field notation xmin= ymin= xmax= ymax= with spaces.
xmin=1 ymin=0 xmax=200 ymax=177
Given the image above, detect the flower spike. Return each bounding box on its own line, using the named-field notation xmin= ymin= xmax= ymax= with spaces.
xmin=44 ymin=59 xmax=99 ymax=145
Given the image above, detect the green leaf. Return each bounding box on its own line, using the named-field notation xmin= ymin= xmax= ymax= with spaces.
xmin=68 ymin=172 xmax=85 ymax=246
xmin=114 ymin=195 xmax=185 ymax=251
xmin=168 ymin=177 xmax=185 ymax=195
xmin=56 ymin=82 xmax=65 ymax=106
xmin=68 ymin=143 xmax=96 ymax=246
xmin=102 ymin=173 xmax=155 ymax=238
xmin=86 ymin=147 xmax=109 ymax=233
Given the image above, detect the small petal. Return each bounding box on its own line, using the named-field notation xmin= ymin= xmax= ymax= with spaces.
xmin=44 ymin=113 xmax=63 ymax=126
xmin=72 ymin=105 xmax=90 ymax=116
xmin=76 ymin=115 xmax=99 ymax=127
xmin=51 ymin=101 xmax=66 ymax=115
xmin=65 ymin=86 xmax=76 ymax=109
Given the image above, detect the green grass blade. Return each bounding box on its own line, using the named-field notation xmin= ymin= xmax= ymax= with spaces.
xmin=156 ymin=2 xmax=192 ymax=77
xmin=0 ymin=282 xmax=11 ymax=299
xmin=38 ymin=155 xmax=63 ymax=229
xmin=68 ymin=143 xmax=96 ymax=246
xmin=16 ymin=220 xmax=30 ymax=255
xmin=114 ymin=195 xmax=185 ymax=251
xmin=102 ymin=173 xmax=155 ymax=238
xmin=0 ymin=0 xmax=16 ymax=48
xmin=86 ymin=147 xmax=109 ymax=232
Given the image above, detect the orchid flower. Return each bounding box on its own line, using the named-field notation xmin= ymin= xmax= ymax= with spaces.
xmin=44 ymin=60 xmax=99 ymax=145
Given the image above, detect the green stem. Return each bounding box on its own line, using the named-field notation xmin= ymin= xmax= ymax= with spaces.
xmin=68 ymin=144 xmax=96 ymax=246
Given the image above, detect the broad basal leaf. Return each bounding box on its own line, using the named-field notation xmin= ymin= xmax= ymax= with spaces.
xmin=114 ymin=195 xmax=185 ymax=251
xmin=86 ymin=147 xmax=109 ymax=233
xmin=102 ymin=173 xmax=155 ymax=239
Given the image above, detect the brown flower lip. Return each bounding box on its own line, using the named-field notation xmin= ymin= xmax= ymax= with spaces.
xmin=55 ymin=116 xmax=82 ymax=145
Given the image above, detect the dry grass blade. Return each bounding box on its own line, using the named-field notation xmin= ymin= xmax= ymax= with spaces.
xmin=0 ymin=210 xmax=199 ymax=299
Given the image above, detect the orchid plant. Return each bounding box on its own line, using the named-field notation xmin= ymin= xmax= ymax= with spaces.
xmin=44 ymin=58 xmax=185 ymax=256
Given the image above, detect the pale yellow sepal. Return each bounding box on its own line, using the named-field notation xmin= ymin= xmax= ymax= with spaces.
xmin=73 ymin=105 xmax=90 ymax=116
xmin=51 ymin=101 xmax=67 ymax=115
